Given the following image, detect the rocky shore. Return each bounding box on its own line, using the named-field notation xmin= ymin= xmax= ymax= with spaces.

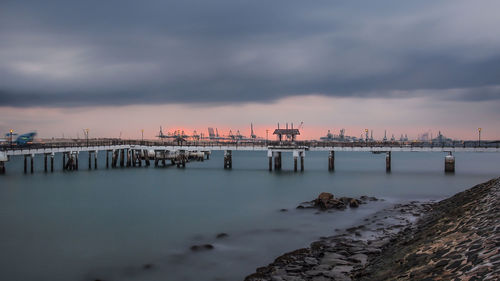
xmin=245 ymin=178 xmax=500 ymax=281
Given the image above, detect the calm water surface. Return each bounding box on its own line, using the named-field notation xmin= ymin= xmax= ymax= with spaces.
xmin=0 ymin=151 xmax=499 ymax=281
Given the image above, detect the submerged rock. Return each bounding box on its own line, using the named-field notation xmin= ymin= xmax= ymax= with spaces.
xmin=190 ymin=244 xmax=214 ymax=251
xmin=216 ymin=233 xmax=229 ymax=239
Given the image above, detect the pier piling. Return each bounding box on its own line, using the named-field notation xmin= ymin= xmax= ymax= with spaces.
xmin=300 ymin=152 xmax=304 ymax=171
xmin=30 ymin=155 xmax=34 ymax=173
xmin=224 ymin=150 xmax=232 ymax=169
xmin=88 ymin=152 xmax=92 ymax=170
xmin=328 ymin=151 xmax=335 ymax=171
xmin=44 ymin=154 xmax=48 ymax=172
xmin=75 ymin=153 xmax=79 ymax=170
xmin=119 ymin=149 xmax=124 ymax=167
xmin=94 ymin=151 xmax=97 ymax=169
xmin=386 ymin=151 xmax=391 ymax=172
xmin=293 ymin=150 xmax=298 ymax=172
xmin=62 ymin=153 xmax=66 ymax=171
xmin=0 ymin=161 xmax=5 ymax=174
xmin=106 ymin=151 xmax=109 ymax=168
xmin=268 ymin=150 xmax=272 ymax=171
xmin=24 ymin=155 xmax=27 ymax=173
xmin=50 ymin=154 xmax=54 ymax=172
xmin=445 ymin=152 xmax=455 ymax=173
xmin=274 ymin=152 xmax=282 ymax=171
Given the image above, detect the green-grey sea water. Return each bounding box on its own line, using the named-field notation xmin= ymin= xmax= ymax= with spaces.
xmin=0 ymin=151 xmax=499 ymax=281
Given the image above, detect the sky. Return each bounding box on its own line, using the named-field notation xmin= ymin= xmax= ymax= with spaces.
xmin=0 ymin=0 xmax=499 ymax=140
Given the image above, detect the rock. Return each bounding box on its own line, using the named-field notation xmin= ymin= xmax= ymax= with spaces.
xmin=216 ymin=233 xmax=229 ymax=239
xmin=331 ymin=265 xmax=354 ymax=273
xmin=316 ymin=192 xmax=335 ymax=210
xmin=304 ymin=257 xmax=318 ymax=265
xmin=349 ymin=198 xmax=360 ymax=208
xmin=143 ymin=263 xmax=154 ymax=270
xmin=297 ymin=201 xmax=315 ymax=209
xmin=318 ymin=192 xmax=334 ymax=202
xmin=349 ymin=253 xmax=368 ymax=266
xmin=190 ymin=244 xmax=214 ymax=251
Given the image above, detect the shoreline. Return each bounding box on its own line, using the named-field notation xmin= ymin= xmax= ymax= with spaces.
xmin=245 ymin=177 xmax=500 ymax=281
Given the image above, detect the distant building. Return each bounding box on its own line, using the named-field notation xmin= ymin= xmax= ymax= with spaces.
xmin=432 ymin=131 xmax=452 ymax=144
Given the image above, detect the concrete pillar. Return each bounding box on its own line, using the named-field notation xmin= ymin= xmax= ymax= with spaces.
xmin=386 ymin=151 xmax=391 ymax=172
xmin=300 ymin=151 xmax=304 ymax=172
xmin=445 ymin=153 xmax=455 ymax=173
xmin=44 ymin=154 xmax=48 ymax=172
xmin=30 ymin=154 xmax=34 ymax=173
xmin=94 ymin=151 xmax=97 ymax=169
xmin=268 ymin=150 xmax=273 ymax=171
xmin=50 ymin=154 xmax=54 ymax=172
xmin=24 ymin=155 xmax=27 ymax=173
xmin=328 ymin=151 xmax=335 ymax=171
xmin=0 ymin=161 xmax=5 ymax=174
xmin=224 ymin=150 xmax=232 ymax=169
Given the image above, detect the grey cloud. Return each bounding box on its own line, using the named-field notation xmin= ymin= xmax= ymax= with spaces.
xmin=1 ymin=0 xmax=500 ymax=107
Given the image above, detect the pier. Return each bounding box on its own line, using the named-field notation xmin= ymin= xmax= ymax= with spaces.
xmin=0 ymin=140 xmax=499 ymax=175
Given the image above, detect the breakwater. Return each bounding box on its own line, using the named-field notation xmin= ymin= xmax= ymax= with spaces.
xmin=245 ymin=178 xmax=500 ymax=281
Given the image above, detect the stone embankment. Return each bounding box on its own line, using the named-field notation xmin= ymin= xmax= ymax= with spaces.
xmin=245 ymin=178 xmax=500 ymax=281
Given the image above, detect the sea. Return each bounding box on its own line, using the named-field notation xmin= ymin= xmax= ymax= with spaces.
xmin=0 ymin=151 xmax=499 ymax=281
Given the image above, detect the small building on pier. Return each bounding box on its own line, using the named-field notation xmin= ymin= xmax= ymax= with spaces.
xmin=273 ymin=123 xmax=300 ymax=142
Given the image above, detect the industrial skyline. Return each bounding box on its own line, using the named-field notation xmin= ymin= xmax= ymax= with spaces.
xmin=1 ymin=1 xmax=499 ymax=139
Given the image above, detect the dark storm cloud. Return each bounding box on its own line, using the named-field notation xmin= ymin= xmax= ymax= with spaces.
xmin=1 ymin=0 xmax=500 ymax=107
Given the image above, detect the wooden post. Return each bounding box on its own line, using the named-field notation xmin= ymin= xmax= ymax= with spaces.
xmin=386 ymin=151 xmax=391 ymax=172
xmin=50 ymin=154 xmax=54 ymax=172
xmin=30 ymin=155 xmax=34 ymax=173
xmin=88 ymin=151 xmax=92 ymax=170
xmin=94 ymin=151 xmax=97 ymax=169
xmin=44 ymin=154 xmax=48 ymax=172
xmin=106 ymin=150 xmax=109 ymax=168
